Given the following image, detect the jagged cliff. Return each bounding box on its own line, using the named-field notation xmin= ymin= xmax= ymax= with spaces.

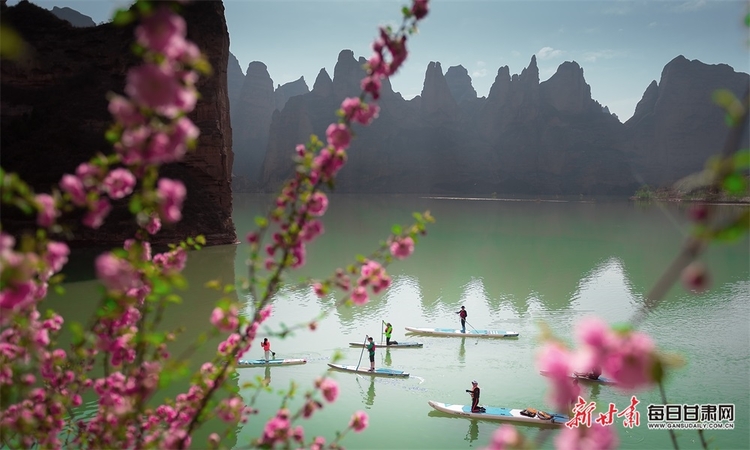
xmin=249 ymin=51 xmax=747 ymax=195
xmin=0 ymin=0 xmax=236 ymax=246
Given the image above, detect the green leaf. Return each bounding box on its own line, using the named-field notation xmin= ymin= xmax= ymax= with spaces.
xmin=651 ymin=358 xmax=665 ymax=384
xmin=112 ymin=9 xmax=135 ymax=26
xmin=255 ymin=216 xmax=268 ymax=228
xmin=733 ymin=150 xmax=750 ymax=170
xmin=722 ymin=173 xmax=746 ymax=194
xmin=129 ymin=196 xmax=143 ymax=214
xmin=610 ymin=322 xmax=633 ymax=334
xmin=391 ymin=224 xmax=402 ymax=235
xmin=152 ymin=278 xmax=172 ymax=295
xmin=196 ymin=235 xmax=206 ymax=245
xmin=412 ymin=212 xmax=424 ymax=222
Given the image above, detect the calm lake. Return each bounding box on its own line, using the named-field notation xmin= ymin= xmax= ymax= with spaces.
xmin=50 ymin=194 xmax=749 ymax=449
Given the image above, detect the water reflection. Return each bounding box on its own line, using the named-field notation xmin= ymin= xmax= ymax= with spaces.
xmin=358 ymin=377 xmax=376 ymax=409
xmin=458 ymin=338 xmax=466 ymax=363
xmin=263 ymin=367 xmax=271 ymax=387
xmin=384 ymin=348 xmax=392 ymax=367
xmin=464 ymin=419 xmax=479 ymax=446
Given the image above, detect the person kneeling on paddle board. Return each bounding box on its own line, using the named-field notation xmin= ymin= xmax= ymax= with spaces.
xmin=366 ymin=336 xmax=376 ymax=371
xmin=383 ymin=322 xmax=398 ymax=345
xmin=466 ymin=380 xmax=485 ymax=412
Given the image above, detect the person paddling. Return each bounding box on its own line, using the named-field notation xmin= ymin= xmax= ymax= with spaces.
xmin=366 ymin=336 xmax=376 ymax=371
xmin=455 ymin=306 xmax=468 ymax=333
xmin=262 ymin=338 xmax=275 ymax=361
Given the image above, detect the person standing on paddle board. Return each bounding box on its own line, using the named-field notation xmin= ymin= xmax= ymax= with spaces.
xmin=366 ymin=336 xmax=376 ymax=371
xmin=466 ymin=380 xmax=485 ymax=413
xmin=383 ymin=321 xmax=398 ymax=345
xmin=262 ymin=338 xmax=275 ymax=361
xmin=455 ymin=306 xmax=468 ymax=333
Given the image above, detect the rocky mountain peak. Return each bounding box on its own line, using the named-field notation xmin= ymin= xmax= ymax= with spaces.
xmin=50 ymin=6 xmax=95 ymax=27
xmin=539 ymin=60 xmax=595 ymax=114
xmin=420 ymin=61 xmax=458 ymax=121
xmin=312 ymin=68 xmax=333 ymax=97
xmin=444 ymin=65 xmax=477 ymax=104
xmin=333 ymin=49 xmax=365 ymax=99
xmin=275 ymin=76 xmax=309 ymax=111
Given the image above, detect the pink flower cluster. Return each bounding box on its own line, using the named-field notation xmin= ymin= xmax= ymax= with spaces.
xmin=538 ymin=317 xmax=659 ymax=412
xmin=351 ymin=260 xmax=392 ymax=305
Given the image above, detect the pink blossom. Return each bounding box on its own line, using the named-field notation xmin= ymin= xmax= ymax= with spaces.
xmin=312 ymin=282 xmax=326 ymax=298
xmin=310 ymin=436 xmax=326 ymax=450
xmin=555 ymin=422 xmax=618 ymax=450
xmin=35 ymin=194 xmax=58 ymax=228
xmin=351 ymin=286 xmax=369 ymax=305
xmin=487 ymin=424 xmax=520 ymax=450
xmin=537 ymin=342 xmax=580 ymax=411
xmin=355 ymin=102 xmax=379 ymax=125
xmin=318 ymin=377 xmax=339 ymax=402
xmin=307 ymin=192 xmax=328 ymax=216
xmin=95 ymin=253 xmax=140 ymax=293
xmin=0 ymin=281 xmax=35 ymax=313
xmin=349 ymin=410 xmax=368 ymax=432
xmin=300 ymin=220 xmax=324 ymax=243
xmin=292 ymin=426 xmax=304 ymax=442
xmin=210 ymin=306 xmax=239 ymax=332
xmin=259 ymin=304 xmax=273 ymax=322
xmin=312 ymin=147 xmax=347 ymax=182
xmin=144 ymin=214 xmax=161 ymax=235
xmin=390 ymin=236 xmax=415 ymax=259
xmin=261 ymin=409 xmax=291 ymax=444
xmin=108 ymin=95 xmax=144 ymax=127
xmin=208 ymin=433 xmax=220 ymax=447
xmin=82 ymin=198 xmax=112 ymax=229
xmin=75 ymin=162 xmax=102 ymax=187
xmin=103 ymin=168 xmax=136 ymax=200
xmin=135 ymin=7 xmax=187 ymax=59
xmin=156 ymin=178 xmax=186 ymax=223
xmin=682 ymin=262 xmax=710 ymax=293
xmin=411 ymin=0 xmax=429 ymax=19
xmin=326 ymin=123 xmax=351 ymax=151
xmin=125 ymin=63 xmax=194 ymax=118
xmin=45 ymin=241 xmax=69 ymax=274
xmin=59 ymin=174 xmax=87 ymax=206
xmin=603 ymin=331 xmax=656 ymax=390
xmin=295 ymin=144 xmax=306 ymax=157
xmin=361 ymin=75 xmax=382 ymax=99
xmin=341 ymin=97 xmax=362 ymax=118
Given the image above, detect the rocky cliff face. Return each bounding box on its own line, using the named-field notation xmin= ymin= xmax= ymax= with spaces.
xmin=275 ymin=76 xmax=309 ymax=112
xmin=232 ymin=61 xmax=275 ymax=186
xmin=624 ymin=55 xmax=749 ymax=187
xmin=256 ymin=50 xmax=747 ymax=196
xmin=0 ymin=0 xmax=236 ymax=246
xmin=50 ymin=6 xmax=96 ymax=27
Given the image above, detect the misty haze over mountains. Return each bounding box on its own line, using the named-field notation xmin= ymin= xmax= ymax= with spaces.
xmin=230 ymin=49 xmax=748 ymax=196
xmin=32 ymin=5 xmax=750 ymax=197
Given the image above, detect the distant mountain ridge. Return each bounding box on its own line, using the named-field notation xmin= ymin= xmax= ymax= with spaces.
xmin=42 ymin=3 xmax=750 ymax=197
xmin=229 ymin=50 xmax=748 ymax=196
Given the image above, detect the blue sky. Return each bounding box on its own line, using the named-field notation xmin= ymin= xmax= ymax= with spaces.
xmin=9 ymin=0 xmax=750 ymax=121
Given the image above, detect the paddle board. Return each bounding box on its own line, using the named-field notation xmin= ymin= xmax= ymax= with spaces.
xmin=237 ymin=358 xmax=306 ymax=367
xmin=428 ymin=401 xmax=568 ymax=426
xmin=404 ymin=326 xmax=519 ymax=338
xmin=539 ymin=370 xmax=617 ymax=386
xmin=327 ymin=363 xmax=410 ymax=378
xmin=348 ymin=341 xmax=423 ymax=348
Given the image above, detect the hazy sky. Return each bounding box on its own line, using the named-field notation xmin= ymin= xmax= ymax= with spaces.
xmin=9 ymin=0 xmax=750 ymax=121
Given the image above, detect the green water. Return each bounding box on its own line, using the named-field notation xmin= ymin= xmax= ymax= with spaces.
xmin=49 ymin=194 xmax=749 ymax=449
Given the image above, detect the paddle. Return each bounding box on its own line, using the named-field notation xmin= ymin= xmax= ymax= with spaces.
xmin=355 ymin=335 xmax=367 ymax=371
xmin=465 ymin=319 xmax=479 ymax=333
